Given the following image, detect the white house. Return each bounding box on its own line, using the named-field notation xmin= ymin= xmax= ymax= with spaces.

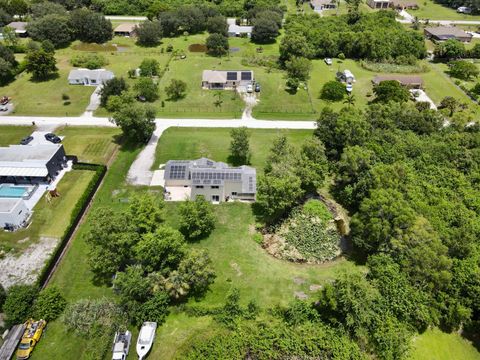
xmin=0 ymin=198 xmax=31 ymax=230
xmin=310 ymin=0 xmax=337 ymax=11
xmin=68 ymin=68 xmax=114 ymax=86
xmin=164 ymin=158 xmax=256 ymax=203
xmin=227 ymin=18 xmax=253 ymax=37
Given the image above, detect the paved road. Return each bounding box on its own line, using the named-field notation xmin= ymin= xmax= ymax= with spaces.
xmin=105 ymin=15 xmax=147 ymax=21
xmin=0 ymin=115 xmax=317 ymax=185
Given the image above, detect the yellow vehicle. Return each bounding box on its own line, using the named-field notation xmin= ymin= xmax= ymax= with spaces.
xmin=16 ymin=319 xmax=47 ymax=360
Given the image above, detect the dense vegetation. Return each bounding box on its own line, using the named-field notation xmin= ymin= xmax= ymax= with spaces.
xmin=280 ymin=11 xmax=426 ymax=63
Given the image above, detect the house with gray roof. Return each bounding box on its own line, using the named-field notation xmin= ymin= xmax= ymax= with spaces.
xmin=0 ymin=143 xmax=66 ymax=184
xmin=68 ymin=68 xmax=114 ymax=86
xmin=164 ymin=158 xmax=256 ymax=202
xmin=0 ymin=198 xmax=31 ymax=229
xmin=4 ymin=22 xmax=28 ymax=37
xmin=202 ymin=70 xmax=254 ymax=90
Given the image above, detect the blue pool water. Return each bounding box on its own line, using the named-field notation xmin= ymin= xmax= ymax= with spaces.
xmin=0 ymin=185 xmax=28 ymax=198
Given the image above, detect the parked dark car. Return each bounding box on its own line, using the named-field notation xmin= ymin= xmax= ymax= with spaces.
xmin=255 ymin=83 xmax=261 ymax=92
xmin=45 ymin=133 xmax=61 ymax=143
xmin=20 ymin=136 xmax=33 ymax=145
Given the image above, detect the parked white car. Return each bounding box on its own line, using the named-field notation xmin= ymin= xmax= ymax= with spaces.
xmin=247 ymin=84 xmax=253 ymax=93
xmin=457 ymin=6 xmax=472 ymax=13
xmin=324 ymin=58 xmax=333 ymax=65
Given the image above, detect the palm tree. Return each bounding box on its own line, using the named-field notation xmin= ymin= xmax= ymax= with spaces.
xmin=344 ymin=94 xmax=356 ymax=106
xmin=164 ymin=271 xmax=190 ymax=300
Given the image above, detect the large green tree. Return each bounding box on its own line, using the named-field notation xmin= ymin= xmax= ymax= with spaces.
xmin=179 ymin=196 xmax=216 ymax=240
xmin=27 ymin=15 xmax=72 ymax=48
xmin=110 ymin=102 xmax=156 ymax=143
xmin=25 ymin=49 xmax=58 ymax=80
xmin=69 ymin=8 xmax=112 ymax=44
xmin=229 ymin=127 xmax=251 ymax=165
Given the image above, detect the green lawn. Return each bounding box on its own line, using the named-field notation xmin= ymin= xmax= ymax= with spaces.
xmin=55 ymin=126 xmax=122 ymax=164
xmin=410 ymin=0 xmax=480 ymax=20
xmin=0 ymin=170 xmax=94 ymax=254
xmin=409 ymin=328 xmax=480 ymax=360
xmin=152 ymin=127 xmax=314 ymax=170
xmin=0 ymin=125 xmax=34 ymax=146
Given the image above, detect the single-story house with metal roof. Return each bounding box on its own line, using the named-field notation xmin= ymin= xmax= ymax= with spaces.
xmin=424 ymin=26 xmax=472 ymax=42
xmin=0 ymin=143 xmax=66 ymax=184
xmin=164 ymin=158 xmax=256 ymax=202
xmin=3 ymin=22 xmax=28 ymax=37
xmin=202 ymin=70 xmax=254 ymax=90
xmin=372 ymin=75 xmax=424 ymax=89
xmin=227 ymin=18 xmax=253 ymax=37
xmin=68 ymin=68 xmax=114 ymax=86
xmin=114 ymin=23 xmax=138 ymax=37
xmin=310 ymin=0 xmax=337 ymax=11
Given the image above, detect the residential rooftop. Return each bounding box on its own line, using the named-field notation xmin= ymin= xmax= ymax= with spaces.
xmin=0 ymin=198 xmax=22 ymax=213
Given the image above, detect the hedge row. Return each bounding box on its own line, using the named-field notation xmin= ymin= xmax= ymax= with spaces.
xmin=36 ymin=163 xmax=107 ymax=287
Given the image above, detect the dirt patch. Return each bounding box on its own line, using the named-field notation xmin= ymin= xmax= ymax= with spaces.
xmin=230 ymin=262 xmax=243 ymax=277
xmin=263 ymin=233 xmax=308 ymax=263
xmin=294 ymin=291 xmax=309 ymax=300
xmin=309 ymin=284 xmax=322 ymax=292
xmin=188 ymin=44 xmax=207 ymax=53
xmin=0 ymin=237 xmax=58 ymax=289
xmin=293 ymin=277 xmax=305 ymax=285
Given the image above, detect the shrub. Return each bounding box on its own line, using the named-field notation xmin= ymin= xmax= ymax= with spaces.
xmin=206 ymin=33 xmax=229 ymax=56
xmin=275 ymin=201 xmax=340 ymax=262
xmin=70 ymin=53 xmax=108 ymax=70
xmin=62 ymin=297 xmax=126 ymax=338
xmin=62 ymin=93 xmax=70 ymax=100
xmin=32 ymin=286 xmax=67 ymax=321
xmin=4 ymin=284 xmax=38 ymax=327
xmin=0 ymin=283 xmax=6 ymax=311
xmin=320 ymin=81 xmax=346 ymax=102
xmin=165 ymin=79 xmax=187 ymax=100
xmin=179 ymin=196 xmax=216 ymax=240
xmin=338 ymin=52 xmax=345 ymax=60
xmin=139 ymin=58 xmax=160 ymax=77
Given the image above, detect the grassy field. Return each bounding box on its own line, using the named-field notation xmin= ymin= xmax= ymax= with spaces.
xmin=409 ymin=328 xmax=480 ymax=360
xmin=55 ymin=126 xmax=121 ymax=164
xmin=409 ymin=0 xmax=480 ymax=20
xmin=0 ymin=125 xmax=34 ymax=146
xmin=152 ymin=127 xmax=314 ymax=170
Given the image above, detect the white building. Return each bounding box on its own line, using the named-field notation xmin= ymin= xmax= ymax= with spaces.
xmin=0 ymin=198 xmax=31 ymax=230
xmin=227 ymin=18 xmax=253 ymax=37
xmin=164 ymin=158 xmax=256 ymax=202
xmin=310 ymin=0 xmax=337 ymax=11
xmin=337 ymin=69 xmax=356 ymax=84
xmin=68 ymin=68 xmax=114 ymax=86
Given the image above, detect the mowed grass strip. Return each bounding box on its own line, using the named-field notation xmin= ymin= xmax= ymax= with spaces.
xmin=0 ymin=125 xmax=34 ymax=146
xmin=55 ymin=126 xmax=122 ymax=164
xmin=152 ymin=127 xmax=314 ymax=170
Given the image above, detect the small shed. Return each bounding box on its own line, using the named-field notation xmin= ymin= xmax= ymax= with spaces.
xmin=114 ymin=23 xmax=138 ymax=37
xmin=68 ymin=68 xmax=114 ymax=86
xmin=310 ymin=0 xmax=337 ymax=11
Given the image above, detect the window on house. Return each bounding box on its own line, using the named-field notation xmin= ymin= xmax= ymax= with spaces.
xmin=195 ymin=185 xmax=204 ymax=189
xmin=212 ymin=195 xmax=220 ymax=202
xmin=231 ymin=192 xmax=237 ymax=196
xmin=211 ymin=186 xmax=219 ymax=189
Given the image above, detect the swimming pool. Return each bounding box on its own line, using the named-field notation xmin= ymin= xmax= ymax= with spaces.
xmin=0 ymin=185 xmax=28 ymax=198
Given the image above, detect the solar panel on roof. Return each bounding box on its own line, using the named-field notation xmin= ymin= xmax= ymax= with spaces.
xmin=241 ymin=72 xmax=252 ymax=80
xmin=227 ymin=72 xmax=237 ymax=80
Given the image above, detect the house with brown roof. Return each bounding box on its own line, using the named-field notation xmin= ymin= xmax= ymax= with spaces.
xmin=372 ymin=75 xmax=424 ymax=89
xmin=424 ymin=26 xmax=472 ymax=42
xmin=114 ymin=23 xmax=138 ymax=37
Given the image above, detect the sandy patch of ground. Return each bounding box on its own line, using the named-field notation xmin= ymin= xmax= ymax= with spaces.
xmin=230 ymin=262 xmax=243 ymax=277
xmin=0 ymin=237 xmax=58 ymax=289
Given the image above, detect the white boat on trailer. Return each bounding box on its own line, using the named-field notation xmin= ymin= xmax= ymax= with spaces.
xmin=136 ymin=322 xmax=157 ymax=360
xmin=112 ymin=330 xmax=132 ymax=360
